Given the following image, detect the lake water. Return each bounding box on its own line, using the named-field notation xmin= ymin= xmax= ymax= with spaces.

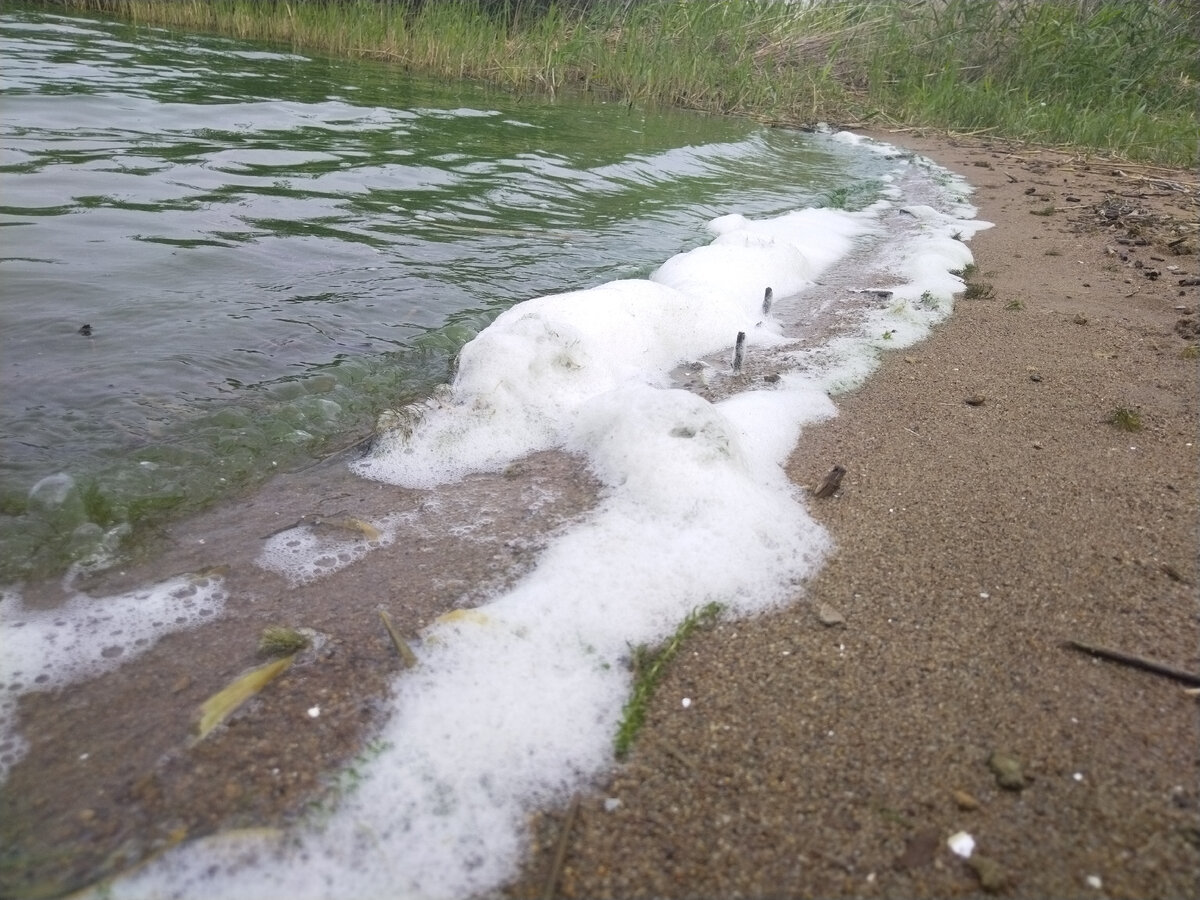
xmin=0 ymin=4 xmax=890 ymax=583
xmin=0 ymin=6 xmax=991 ymax=900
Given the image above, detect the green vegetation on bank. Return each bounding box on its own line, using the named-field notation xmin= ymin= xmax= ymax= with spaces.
xmin=47 ymin=0 xmax=1200 ymax=167
xmin=615 ymin=601 xmax=723 ymax=759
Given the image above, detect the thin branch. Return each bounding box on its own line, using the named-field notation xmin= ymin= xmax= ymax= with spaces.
xmin=1063 ymin=640 xmax=1200 ymax=686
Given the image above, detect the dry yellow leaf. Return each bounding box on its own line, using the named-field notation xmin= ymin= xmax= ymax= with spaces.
xmin=194 ymin=656 xmax=293 ymax=741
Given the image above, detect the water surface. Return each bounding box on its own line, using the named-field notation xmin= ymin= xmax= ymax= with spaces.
xmin=0 ymin=5 xmax=889 ymax=581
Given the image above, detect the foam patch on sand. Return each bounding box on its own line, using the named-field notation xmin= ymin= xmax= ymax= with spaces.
xmin=99 ymin=133 xmax=989 ymax=900
xmin=0 ymin=575 xmax=227 ymax=782
xmin=255 ymin=517 xmax=396 ymax=585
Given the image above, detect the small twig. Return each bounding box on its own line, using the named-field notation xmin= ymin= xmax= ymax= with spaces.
xmin=379 ymin=610 xmax=419 ymax=668
xmin=655 ymin=738 xmax=699 ymax=772
xmin=1063 ymin=639 xmax=1200 ymax=686
xmin=542 ymin=793 xmax=580 ymax=900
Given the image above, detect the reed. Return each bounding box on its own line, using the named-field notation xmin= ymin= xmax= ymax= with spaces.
xmin=47 ymin=0 xmax=1200 ymax=167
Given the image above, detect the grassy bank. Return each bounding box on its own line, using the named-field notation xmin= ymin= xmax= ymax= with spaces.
xmin=45 ymin=0 xmax=1200 ymax=166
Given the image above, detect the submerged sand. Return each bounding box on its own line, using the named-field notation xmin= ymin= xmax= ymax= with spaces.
xmin=2 ymin=133 xmax=1196 ymax=900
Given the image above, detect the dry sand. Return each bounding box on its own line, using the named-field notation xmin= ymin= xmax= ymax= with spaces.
xmin=507 ymin=134 xmax=1200 ymax=899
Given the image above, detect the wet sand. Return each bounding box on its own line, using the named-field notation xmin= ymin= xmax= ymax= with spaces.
xmin=506 ymin=134 xmax=1200 ymax=898
xmin=2 ymin=132 xmax=1197 ymax=900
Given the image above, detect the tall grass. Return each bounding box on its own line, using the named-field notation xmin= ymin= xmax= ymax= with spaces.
xmin=854 ymin=0 xmax=1200 ymax=164
xmin=46 ymin=1 xmax=1200 ymax=165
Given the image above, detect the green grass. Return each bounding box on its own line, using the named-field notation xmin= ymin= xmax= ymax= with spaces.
xmin=258 ymin=625 xmax=310 ymax=657
xmin=614 ymin=601 xmax=722 ymax=759
xmin=1105 ymin=405 xmax=1144 ymax=432
xmin=962 ymin=280 xmax=995 ymax=300
xmin=52 ymin=0 xmax=1199 ymax=167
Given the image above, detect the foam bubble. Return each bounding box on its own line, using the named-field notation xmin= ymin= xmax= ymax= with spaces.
xmin=256 ymin=517 xmax=394 ymax=585
xmin=0 ymin=575 xmax=227 ymax=782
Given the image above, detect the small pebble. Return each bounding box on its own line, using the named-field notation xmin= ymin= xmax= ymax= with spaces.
xmin=969 ymin=854 xmax=1009 ymax=893
xmin=952 ymin=789 xmax=980 ymax=811
xmin=681 ymin=697 xmax=692 ymax=709
xmin=816 ymin=603 xmax=845 ymax=627
xmin=1086 ymin=874 xmax=1103 ymax=890
xmin=307 ymin=706 xmax=320 ymax=719
xmin=988 ymin=750 xmax=1027 ymax=791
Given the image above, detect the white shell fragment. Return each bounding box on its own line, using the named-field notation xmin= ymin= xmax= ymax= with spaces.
xmin=947 ymin=831 xmax=976 ymax=858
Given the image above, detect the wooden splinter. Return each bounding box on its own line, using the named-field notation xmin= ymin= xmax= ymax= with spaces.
xmin=1063 ymin=639 xmax=1200 ymax=686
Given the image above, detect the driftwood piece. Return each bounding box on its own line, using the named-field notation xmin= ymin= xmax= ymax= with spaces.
xmin=1063 ymin=639 xmax=1200 ymax=686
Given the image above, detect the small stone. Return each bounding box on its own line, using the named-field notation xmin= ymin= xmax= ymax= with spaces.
xmin=816 ymin=603 xmax=845 ymax=627
xmin=1073 ymin=314 xmax=1088 ymax=325
xmin=952 ymin=789 xmax=980 ymax=811
xmin=988 ymin=750 xmax=1027 ymax=791
xmin=171 ymin=675 xmax=192 ymax=694
xmin=965 ymin=395 xmax=986 ymax=406
xmin=969 ymin=854 xmax=1009 ymax=893
xmin=812 ymin=464 xmax=846 ymax=499
xmin=77 ymin=808 xmax=96 ymax=824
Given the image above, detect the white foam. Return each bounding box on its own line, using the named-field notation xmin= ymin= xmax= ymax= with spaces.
xmin=98 ymin=133 xmax=989 ymax=900
xmin=353 ymin=206 xmax=875 ymax=490
xmin=256 ymin=517 xmax=395 ymax=585
xmin=0 ymin=574 xmax=227 ymax=781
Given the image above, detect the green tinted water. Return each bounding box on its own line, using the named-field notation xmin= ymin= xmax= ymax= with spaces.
xmin=0 ymin=5 xmax=885 ymax=582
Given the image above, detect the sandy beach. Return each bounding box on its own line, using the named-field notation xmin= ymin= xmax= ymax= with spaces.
xmin=505 ymin=133 xmax=1200 ymax=898
xmin=2 ymin=131 xmax=1196 ymax=900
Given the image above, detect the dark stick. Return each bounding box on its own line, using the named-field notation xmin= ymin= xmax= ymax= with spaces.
xmin=1063 ymin=639 xmax=1200 ymax=686
xmin=762 ymin=286 xmax=773 ymax=315
xmin=542 ymin=793 xmax=581 ymax=900
xmin=733 ymin=331 xmax=746 ymax=373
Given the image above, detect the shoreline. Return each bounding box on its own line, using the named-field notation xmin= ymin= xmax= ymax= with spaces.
xmin=505 ymin=133 xmax=1200 ymax=897
xmin=2 ymin=129 xmax=1196 ymax=899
